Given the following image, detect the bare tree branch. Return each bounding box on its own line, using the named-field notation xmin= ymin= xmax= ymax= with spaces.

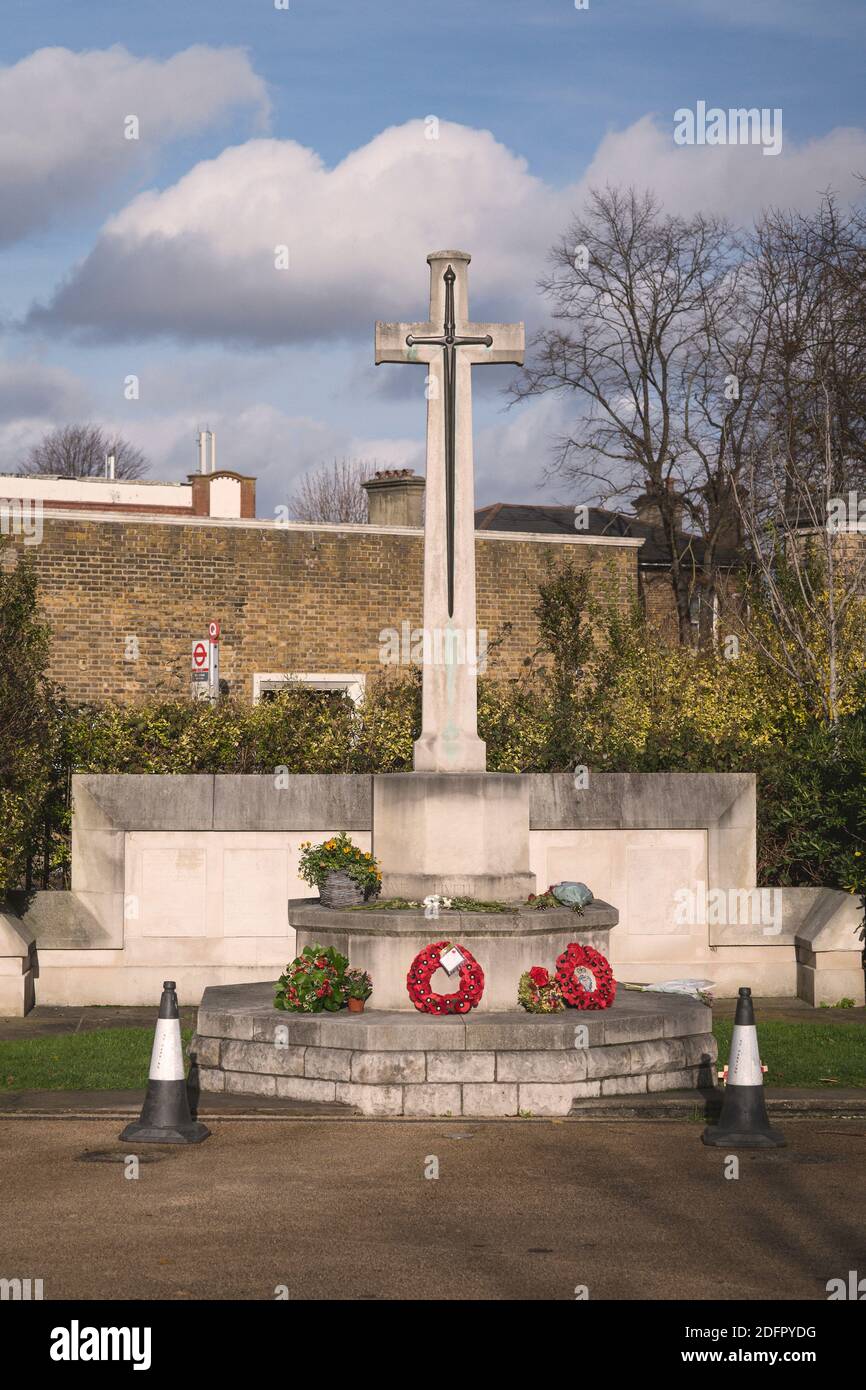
xmin=18 ymin=424 xmax=148 ymax=479
xmin=289 ymin=457 xmax=378 ymax=524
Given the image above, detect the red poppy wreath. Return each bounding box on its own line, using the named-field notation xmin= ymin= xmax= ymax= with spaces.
xmin=554 ymin=942 xmax=616 ymax=1010
xmin=406 ymin=940 xmax=485 ymax=1015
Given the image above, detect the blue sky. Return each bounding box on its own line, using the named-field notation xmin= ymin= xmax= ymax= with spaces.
xmin=2 ymin=0 xmax=865 ymax=512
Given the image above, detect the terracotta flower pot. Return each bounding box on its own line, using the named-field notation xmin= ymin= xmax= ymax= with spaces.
xmin=347 ymin=996 xmax=365 ymax=1013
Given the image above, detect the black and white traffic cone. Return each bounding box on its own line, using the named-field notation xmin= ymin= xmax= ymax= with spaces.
xmin=702 ymin=986 xmax=784 ymax=1148
xmin=120 ymin=981 xmax=209 ymax=1144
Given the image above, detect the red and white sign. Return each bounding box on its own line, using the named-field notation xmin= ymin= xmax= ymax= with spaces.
xmin=208 ymin=620 xmax=220 ymax=642
xmin=192 ymin=640 xmax=209 ymax=671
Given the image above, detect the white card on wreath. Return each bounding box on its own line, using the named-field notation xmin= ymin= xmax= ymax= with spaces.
xmin=440 ymin=947 xmax=465 ymax=976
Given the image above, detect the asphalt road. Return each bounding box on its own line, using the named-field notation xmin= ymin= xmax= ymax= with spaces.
xmin=1 ymin=1118 xmax=864 ymax=1301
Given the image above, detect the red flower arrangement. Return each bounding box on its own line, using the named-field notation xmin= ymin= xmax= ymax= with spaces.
xmin=518 ymin=965 xmax=565 ymax=1014
xmin=554 ymin=942 xmax=616 ymax=1010
xmin=406 ymin=940 xmax=485 ymax=1015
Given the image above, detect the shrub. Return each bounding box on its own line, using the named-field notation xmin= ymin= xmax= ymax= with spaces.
xmin=0 ymin=547 xmax=58 ymax=896
xmin=3 ymin=558 xmax=863 ymax=906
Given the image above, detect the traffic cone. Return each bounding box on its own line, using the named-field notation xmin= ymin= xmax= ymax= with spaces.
xmin=120 ymin=982 xmax=209 ymax=1144
xmin=702 ymin=986 xmax=784 ymax=1148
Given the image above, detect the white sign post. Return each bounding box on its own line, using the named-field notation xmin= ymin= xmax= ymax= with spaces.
xmin=191 ymin=640 xmax=209 ymax=700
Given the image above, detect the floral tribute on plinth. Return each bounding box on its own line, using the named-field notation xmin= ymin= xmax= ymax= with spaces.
xmin=275 ymin=944 xmax=374 ymax=1013
xmin=554 ymin=943 xmax=617 ymax=1010
xmin=517 ymin=966 xmax=565 ymax=1014
xmin=275 ymin=944 xmax=349 ymax=1013
xmin=406 ymin=940 xmax=485 ymax=1015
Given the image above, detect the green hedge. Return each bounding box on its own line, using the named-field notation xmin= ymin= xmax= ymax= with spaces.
xmin=11 ymin=675 xmax=862 ymax=903
xmin=2 ymin=542 xmax=863 ymax=904
xmin=0 ymin=550 xmax=57 ymax=897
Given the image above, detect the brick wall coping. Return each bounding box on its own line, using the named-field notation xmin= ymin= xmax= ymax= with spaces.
xmin=32 ymin=507 xmax=646 ymax=547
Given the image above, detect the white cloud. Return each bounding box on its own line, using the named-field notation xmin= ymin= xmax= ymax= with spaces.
xmin=0 ymin=358 xmax=91 ymax=425
xmin=0 ymin=45 xmax=268 ymax=244
xmin=28 ymin=121 xmax=566 ymax=344
xmin=28 ymin=114 xmax=866 ymax=348
xmin=0 ymin=358 xmax=95 ymax=472
xmin=344 ymin=436 xmax=424 ymax=473
xmin=474 ymin=394 xmax=577 ymax=505
xmin=582 ymin=114 xmax=866 ymax=221
xmin=91 ymin=403 xmax=367 ymax=517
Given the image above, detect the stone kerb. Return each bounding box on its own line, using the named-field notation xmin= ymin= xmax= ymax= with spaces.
xmin=193 ymin=981 xmax=716 ymax=1117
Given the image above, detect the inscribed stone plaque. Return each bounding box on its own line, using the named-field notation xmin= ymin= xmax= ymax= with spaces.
xmin=139 ymin=848 xmax=207 ymax=938
xmin=224 ymin=848 xmax=289 ymax=938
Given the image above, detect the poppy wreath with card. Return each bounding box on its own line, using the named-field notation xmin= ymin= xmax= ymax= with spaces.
xmin=406 ymin=940 xmax=485 ymax=1015
xmin=555 ymin=942 xmax=616 ymax=1010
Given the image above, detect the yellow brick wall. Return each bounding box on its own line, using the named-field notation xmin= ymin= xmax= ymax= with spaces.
xmin=9 ymin=517 xmax=639 ymax=703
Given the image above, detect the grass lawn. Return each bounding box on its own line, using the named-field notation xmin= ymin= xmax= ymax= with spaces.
xmin=713 ymin=1020 xmax=866 ymax=1088
xmin=0 ymin=1022 xmax=863 ymax=1091
xmin=0 ymin=1028 xmax=193 ymax=1091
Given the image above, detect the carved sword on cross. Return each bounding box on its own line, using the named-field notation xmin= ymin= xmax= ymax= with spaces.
xmin=405 ymin=266 xmax=492 ymax=616
xmin=375 ymin=252 xmax=524 ymax=619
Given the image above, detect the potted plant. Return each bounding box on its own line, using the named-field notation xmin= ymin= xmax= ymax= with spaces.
xmin=298 ymin=833 xmax=382 ymax=908
xmin=275 ymin=944 xmax=349 ymax=1013
xmin=343 ymin=967 xmax=373 ymax=1013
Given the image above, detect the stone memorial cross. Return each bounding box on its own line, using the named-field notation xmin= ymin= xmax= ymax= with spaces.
xmin=375 ymin=250 xmax=524 ymax=771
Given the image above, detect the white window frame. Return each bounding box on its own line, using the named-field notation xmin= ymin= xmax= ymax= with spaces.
xmin=252 ymin=672 xmax=366 ymax=705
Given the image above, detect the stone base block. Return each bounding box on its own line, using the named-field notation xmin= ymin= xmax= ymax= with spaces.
xmin=796 ymin=958 xmax=865 ymax=1007
xmin=194 ymin=981 xmax=717 ymax=1117
xmin=373 ymin=773 xmax=534 ymax=901
xmin=0 ymin=965 xmax=35 ymax=1017
xmin=0 ymin=908 xmax=36 ymax=1017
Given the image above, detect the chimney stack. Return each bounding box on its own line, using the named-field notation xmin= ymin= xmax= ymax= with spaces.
xmin=362 ymin=469 xmax=426 ymax=528
xmin=197 ymin=430 xmax=216 ymax=474
xmin=633 ymin=478 xmax=684 ymax=530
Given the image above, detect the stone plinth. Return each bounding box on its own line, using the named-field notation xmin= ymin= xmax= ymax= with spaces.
xmin=0 ymin=908 xmax=36 ymax=1017
xmin=289 ymin=898 xmax=618 ymax=1012
xmin=193 ymin=981 xmax=717 ymax=1117
xmin=373 ymin=772 xmax=534 ymax=901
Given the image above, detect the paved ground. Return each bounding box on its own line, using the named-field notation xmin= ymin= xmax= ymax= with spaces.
xmin=1 ymin=995 xmax=862 ymax=1042
xmin=1 ymin=1117 xmax=863 ymax=1300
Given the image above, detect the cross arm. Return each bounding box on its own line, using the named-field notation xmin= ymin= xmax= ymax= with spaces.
xmin=375 ymin=321 xmax=432 ymax=365
xmin=466 ymin=320 xmax=525 ymax=366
